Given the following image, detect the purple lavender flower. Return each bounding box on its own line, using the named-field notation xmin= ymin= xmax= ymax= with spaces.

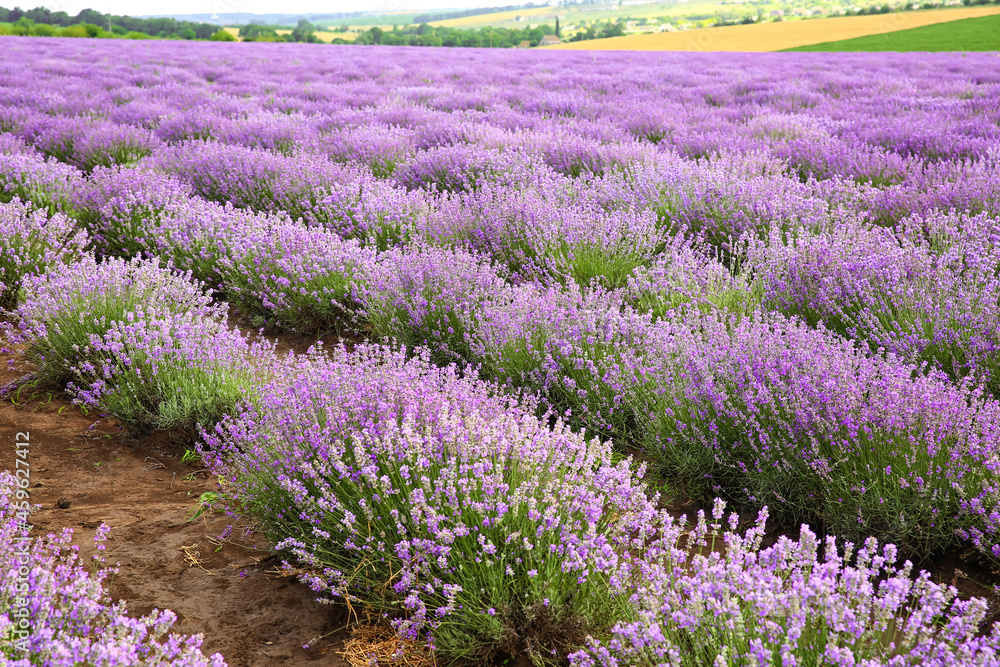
xmin=13 ymin=255 xmax=222 ymax=387
xmin=0 ymin=198 xmax=88 ymax=309
xmin=571 ymin=503 xmax=1000 ymax=667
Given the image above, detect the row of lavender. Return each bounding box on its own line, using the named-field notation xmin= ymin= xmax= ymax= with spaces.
xmin=4 ymin=208 xmax=1000 ymax=665
xmin=3 ymin=168 xmax=1000 ymax=662
xmin=8 ymin=141 xmax=1000 ymax=562
xmin=8 ymin=127 xmax=1000 ymax=544
xmin=2 ymin=39 xmax=1000 ymax=663
xmin=9 ymin=133 xmax=1000 ymax=389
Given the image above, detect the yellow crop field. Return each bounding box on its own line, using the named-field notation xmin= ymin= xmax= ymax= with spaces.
xmin=430 ymin=6 xmax=553 ymax=28
xmin=545 ymin=5 xmax=1000 ymax=51
xmin=326 ymin=31 xmax=358 ymax=42
xmin=274 ymin=29 xmax=357 ymax=42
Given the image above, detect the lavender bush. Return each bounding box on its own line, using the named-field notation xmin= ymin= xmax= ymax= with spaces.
xmin=201 ymin=344 xmax=662 ymax=664
xmin=0 ymin=150 xmax=84 ymax=215
xmin=217 ymin=219 xmax=376 ymax=333
xmin=72 ymin=165 xmax=286 ymax=287
xmin=0 ymin=199 xmax=88 ymax=309
xmin=8 ymin=255 xmax=269 ymax=437
xmin=12 ymin=256 xmax=222 ymax=388
xmin=393 ymin=145 xmax=549 ymax=194
xmin=620 ymin=244 xmax=757 ymax=320
xmin=72 ymin=166 xmax=194 ymax=259
xmin=751 ymin=214 xmax=1000 ymax=394
xmin=153 ymin=141 xmax=425 ymax=249
xmin=67 ymin=310 xmax=275 ymax=437
xmin=425 ymin=181 xmax=666 ymax=289
xmin=324 ymin=123 xmax=417 ymax=178
xmin=570 ymin=502 xmax=1000 ymax=667
xmin=25 ymin=117 xmax=162 ymax=172
xmin=356 ymin=244 xmax=512 ymax=363
xmin=618 ymin=310 xmax=1000 ymax=560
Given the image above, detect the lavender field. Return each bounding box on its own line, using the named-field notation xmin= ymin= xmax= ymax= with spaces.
xmin=3 ymin=37 xmax=1000 ymax=665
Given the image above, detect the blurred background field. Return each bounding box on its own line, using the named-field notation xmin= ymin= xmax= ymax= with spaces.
xmin=545 ymin=4 xmax=1000 ymax=50
xmin=786 ymin=10 xmax=1000 ymax=49
xmin=5 ymin=0 xmax=999 ymax=50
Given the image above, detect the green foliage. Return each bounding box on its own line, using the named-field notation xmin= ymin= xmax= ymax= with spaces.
xmin=180 ymin=449 xmax=202 ymax=464
xmin=56 ymin=24 xmax=90 ymax=38
xmin=353 ymin=22 xmax=556 ymax=48
xmin=210 ymin=28 xmax=237 ymax=42
xmin=239 ymin=23 xmax=281 ymax=41
xmin=236 ymin=21 xmax=321 ymax=43
xmin=72 ymin=314 xmax=270 ymax=438
xmin=182 ymin=491 xmax=220 ymax=524
xmin=0 ymin=5 xmax=222 ymax=40
xmin=567 ymin=20 xmax=625 ymax=42
xmin=290 ymin=22 xmax=321 ymax=43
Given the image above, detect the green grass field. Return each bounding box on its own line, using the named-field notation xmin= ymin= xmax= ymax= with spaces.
xmin=786 ymin=13 xmax=1000 ymax=51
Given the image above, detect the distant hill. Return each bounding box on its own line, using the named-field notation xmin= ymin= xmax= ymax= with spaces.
xmin=138 ymin=11 xmax=399 ymax=27
xmin=143 ymin=6 xmax=549 ymax=28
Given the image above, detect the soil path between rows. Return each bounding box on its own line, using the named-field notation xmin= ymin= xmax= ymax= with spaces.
xmin=0 ymin=344 xmax=353 ymax=666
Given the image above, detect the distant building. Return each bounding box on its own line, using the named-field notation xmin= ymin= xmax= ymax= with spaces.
xmin=515 ymin=40 xmax=531 ymax=48
xmin=538 ymin=34 xmax=562 ymax=46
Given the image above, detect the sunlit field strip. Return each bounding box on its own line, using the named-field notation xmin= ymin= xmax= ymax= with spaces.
xmin=787 ymin=12 xmax=1000 ymax=50
xmin=545 ymin=4 xmax=1000 ymax=51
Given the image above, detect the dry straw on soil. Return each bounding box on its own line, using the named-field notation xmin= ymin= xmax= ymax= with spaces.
xmin=340 ymin=625 xmax=435 ymax=667
xmin=546 ymin=5 xmax=1000 ymax=51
